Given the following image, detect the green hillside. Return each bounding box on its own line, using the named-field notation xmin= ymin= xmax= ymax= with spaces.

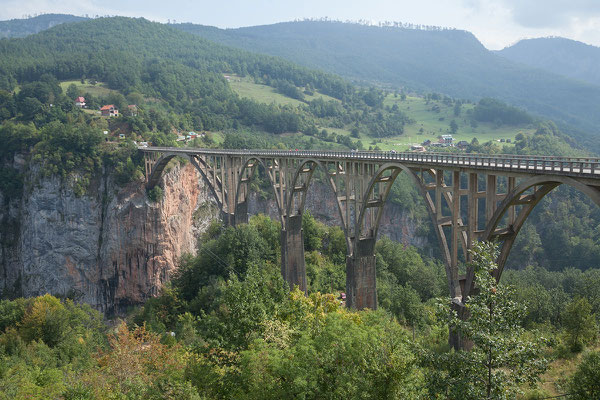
xmin=228 ymin=77 xmax=533 ymax=150
xmin=174 ymin=21 xmax=600 ymax=151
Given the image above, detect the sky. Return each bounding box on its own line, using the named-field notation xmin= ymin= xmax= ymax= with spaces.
xmin=1 ymin=0 xmax=600 ymax=49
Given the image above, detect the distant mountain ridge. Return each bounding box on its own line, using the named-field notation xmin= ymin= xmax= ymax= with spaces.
xmin=497 ymin=37 xmax=600 ymax=87
xmin=173 ymin=21 xmax=600 ymax=141
xmin=0 ymin=14 xmax=86 ymax=38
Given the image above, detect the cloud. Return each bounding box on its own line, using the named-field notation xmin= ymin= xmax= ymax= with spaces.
xmin=496 ymin=0 xmax=600 ymax=29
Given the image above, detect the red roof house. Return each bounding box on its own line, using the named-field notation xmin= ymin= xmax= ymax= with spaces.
xmin=100 ymin=105 xmax=118 ymax=117
xmin=75 ymin=96 xmax=86 ymax=107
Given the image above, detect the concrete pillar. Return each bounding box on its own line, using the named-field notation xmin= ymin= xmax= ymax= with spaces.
xmin=280 ymin=215 xmax=307 ymax=293
xmin=346 ymin=237 xmax=377 ymax=310
xmin=449 ymin=299 xmax=473 ymax=351
xmin=221 ymin=211 xmax=235 ymax=227
xmin=234 ymin=201 xmax=248 ymax=225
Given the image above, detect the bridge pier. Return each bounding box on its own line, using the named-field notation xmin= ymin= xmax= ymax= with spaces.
xmin=449 ymin=300 xmax=473 ymax=350
xmin=346 ymin=237 xmax=377 ymax=310
xmin=280 ymin=215 xmax=307 ymax=293
xmin=221 ymin=212 xmax=235 ymax=227
xmin=234 ymin=201 xmax=249 ymax=225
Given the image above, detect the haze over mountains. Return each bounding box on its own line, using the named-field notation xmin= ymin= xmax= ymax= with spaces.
xmin=497 ymin=37 xmax=600 ymax=87
xmin=2 ymin=14 xmax=600 ymax=150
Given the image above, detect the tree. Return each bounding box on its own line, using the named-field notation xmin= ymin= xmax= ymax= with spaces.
xmin=450 ymin=119 xmax=458 ymax=134
xmin=424 ymin=242 xmax=548 ymax=400
xmin=568 ymin=351 xmax=600 ymax=399
xmin=453 ymin=102 xmax=461 ymax=117
xmin=562 ymin=297 xmax=597 ymax=352
xmin=66 ymin=83 xmax=79 ymax=100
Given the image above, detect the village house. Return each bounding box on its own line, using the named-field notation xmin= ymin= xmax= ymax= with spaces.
xmin=127 ymin=104 xmax=138 ymax=116
xmin=100 ymin=104 xmax=118 ymax=117
xmin=439 ymin=134 xmax=454 ymax=145
xmin=75 ymin=96 xmax=86 ymax=108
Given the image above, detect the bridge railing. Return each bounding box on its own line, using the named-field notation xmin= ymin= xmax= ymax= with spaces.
xmin=140 ymin=147 xmax=600 ymax=176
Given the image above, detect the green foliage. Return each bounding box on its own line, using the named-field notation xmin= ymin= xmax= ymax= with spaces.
xmin=235 ymin=305 xmax=422 ymax=399
xmin=562 ymin=298 xmax=597 ymax=351
xmin=472 ymin=98 xmax=533 ymax=126
xmin=567 ymin=351 xmax=600 ymax=399
xmin=0 ymin=295 xmax=107 ymax=399
xmin=147 ymin=186 xmax=164 ymax=202
xmin=424 ymin=242 xmax=548 ymax=399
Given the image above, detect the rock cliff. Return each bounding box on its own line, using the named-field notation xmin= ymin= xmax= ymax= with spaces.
xmin=0 ymin=160 xmax=218 ymax=315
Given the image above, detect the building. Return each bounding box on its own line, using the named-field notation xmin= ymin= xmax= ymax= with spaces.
xmin=439 ymin=134 xmax=454 ymax=145
xmin=422 ymin=139 xmax=432 ymax=146
xmin=411 ymin=145 xmax=425 ymax=152
xmin=100 ymin=105 xmax=118 ymax=117
xmin=127 ymin=104 xmax=138 ymax=116
xmin=75 ymin=96 xmax=86 ymax=108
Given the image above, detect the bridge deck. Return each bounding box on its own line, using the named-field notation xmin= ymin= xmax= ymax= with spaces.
xmin=140 ymin=147 xmax=600 ymax=180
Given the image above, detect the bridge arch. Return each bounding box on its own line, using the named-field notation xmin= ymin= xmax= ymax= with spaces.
xmin=478 ymin=175 xmax=600 ymax=285
xmin=234 ymin=156 xmax=285 ymax=225
xmin=146 ymin=153 xmax=223 ymax=208
xmin=355 ymin=162 xmax=468 ymax=298
xmin=285 ymin=158 xmax=349 ymax=245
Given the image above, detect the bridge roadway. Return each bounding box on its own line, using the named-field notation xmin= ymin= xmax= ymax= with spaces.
xmin=142 ymin=146 xmax=600 ymax=348
xmin=141 ymin=147 xmax=600 ymax=180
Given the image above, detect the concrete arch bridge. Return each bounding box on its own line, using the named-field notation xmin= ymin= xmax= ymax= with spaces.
xmin=142 ymin=147 xmax=600 ymax=317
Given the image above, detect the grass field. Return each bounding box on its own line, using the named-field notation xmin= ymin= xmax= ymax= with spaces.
xmin=59 ymin=80 xmax=119 ymax=97
xmin=385 ymin=95 xmax=533 ymax=148
xmin=229 ymin=76 xmax=340 ymax=107
xmin=228 ymin=77 xmax=534 ymax=151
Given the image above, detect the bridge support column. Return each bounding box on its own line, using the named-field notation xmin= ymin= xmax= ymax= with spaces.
xmin=280 ymin=215 xmax=307 ymax=293
xmin=449 ymin=300 xmax=473 ymax=351
xmin=234 ymin=201 xmax=249 ymax=225
xmin=346 ymin=237 xmax=377 ymax=310
xmin=221 ymin=211 xmax=235 ymax=227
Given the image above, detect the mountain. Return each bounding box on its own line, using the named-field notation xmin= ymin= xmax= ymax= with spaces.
xmin=497 ymin=37 xmax=600 ymax=87
xmin=174 ymin=21 xmax=600 ymax=140
xmin=0 ymin=14 xmax=86 ymax=38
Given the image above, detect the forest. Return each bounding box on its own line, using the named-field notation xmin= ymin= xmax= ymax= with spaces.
xmin=0 ymin=15 xmax=599 ymax=399
xmin=0 ymin=215 xmax=598 ymax=398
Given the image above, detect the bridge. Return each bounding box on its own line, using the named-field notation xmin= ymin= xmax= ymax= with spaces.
xmin=142 ymin=147 xmax=600 ymax=345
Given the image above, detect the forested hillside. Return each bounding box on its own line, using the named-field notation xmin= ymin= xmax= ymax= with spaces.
xmin=498 ymin=37 xmax=600 ymax=87
xmin=175 ymin=21 xmax=600 ymax=150
xmin=0 ymin=14 xmax=86 ymax=38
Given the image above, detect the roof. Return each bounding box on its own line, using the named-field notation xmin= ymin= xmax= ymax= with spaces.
xmin=76 ymin=96 xmax=85 ymax=102
xmin=100 ymin=105 xmax=116 ymax=111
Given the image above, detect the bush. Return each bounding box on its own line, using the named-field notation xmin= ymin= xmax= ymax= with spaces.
xmin=147 ymin=186 xmax=163 ymax=202
xmin=568 ymin=351 xmax=600 ymax=399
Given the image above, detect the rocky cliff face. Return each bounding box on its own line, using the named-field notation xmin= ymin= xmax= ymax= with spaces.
xmin=0 ymin=161 xmax=218 ymax=315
